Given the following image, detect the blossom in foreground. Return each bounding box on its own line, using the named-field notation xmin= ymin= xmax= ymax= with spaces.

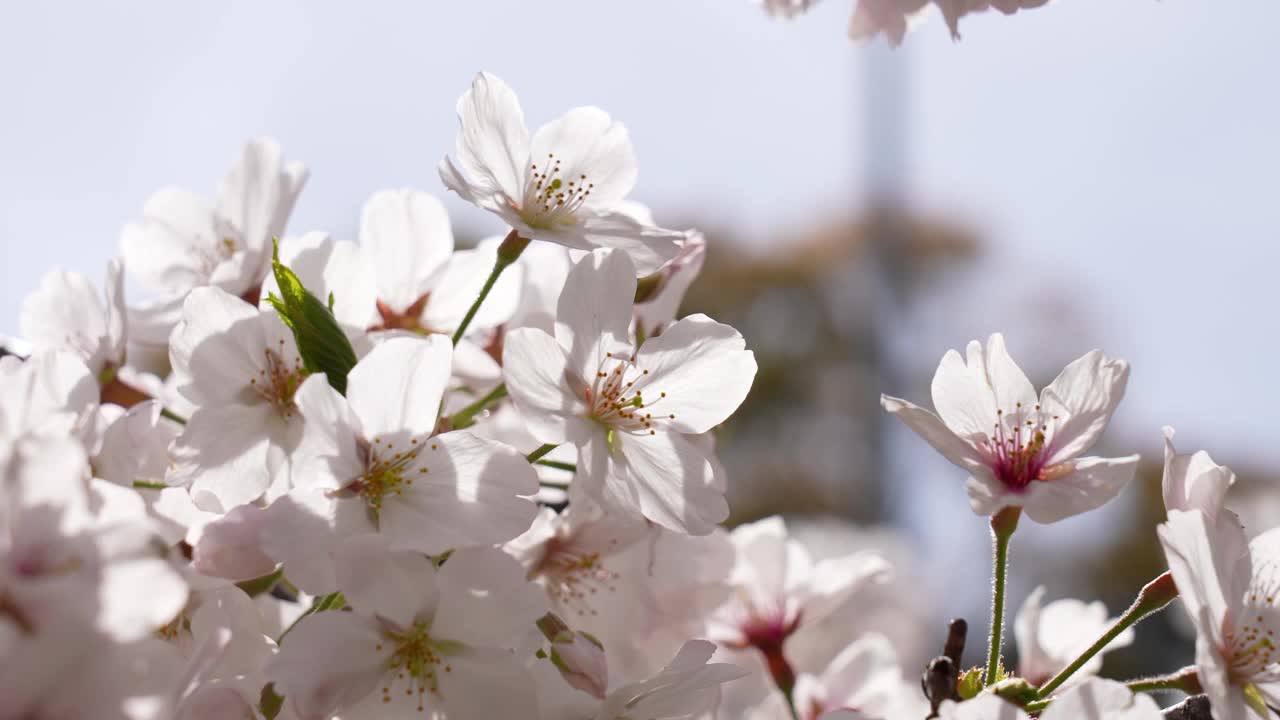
xmin=439 ymin=72 xmax=684 ymax=274
xmin=504 ymin=249 xmax=756 ymax=534
xmin=1 ymin=429 xmax=189 ymax=718
xmin=938 ymin=678 xmax=1162 ymax=719
xmin=268 ymin=543 xmax=546 ymax=720
xmin=167 ymin=287 xmax=309 ymax=509
xmin=121 ymin=138 xmax=307 ymax=343
xmin=881 ymin=333 xmax=1138 ymax=523
xmin=1159 ymin=509 xmax=1280 ymax=719
xmin=1013 ymin=586 xmax=1134 ymax=687
xmin=263 ymin=335 xmax=537 ymax=593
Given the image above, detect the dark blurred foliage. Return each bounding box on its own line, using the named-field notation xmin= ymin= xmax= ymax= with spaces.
xmin=676 ymin=206 xmax=978 ymax=525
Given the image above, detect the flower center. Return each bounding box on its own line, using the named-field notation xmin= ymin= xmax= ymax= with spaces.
xmin=583 ymin=351 xmax=674 ymax=442
xmin=347 ymin=437 xmax=432 ymax=515
xmin=534 ymin=540 xmax=620 ymax=617
xmin=985 ymin=403 xmax=1060 ymax=490
xmin=249 ymin=341 xmax=307 ymax=419
xmin=519 ymin=152 xmax=594 ymax=229
xmin=376 ymin=621 xmax=460 ymax=712
xmin=1228 ymin=578 xmax=1280 ymax=684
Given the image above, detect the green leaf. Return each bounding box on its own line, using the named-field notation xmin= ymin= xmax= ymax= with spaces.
xmin=267 ymin=239 xmax=358 ymax=395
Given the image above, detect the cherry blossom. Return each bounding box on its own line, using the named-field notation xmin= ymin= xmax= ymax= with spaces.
xmin=504 ymin=249 xmax=756 ymax=534
xmin=1013 ymin=586 xmax=1134 ymax=687
xmin=121 ymin=138 xmax=307 ymax=344
xmin=882 ymin=333 xmax=1138 ymax=523
xmin=268 ymin=544 xmax=546 ymax=720
xmin=262 ymin=336 xmax=537 ymax=593
xmin=439 ymin=72 xmax=685 ymax=275
xmin=167 ymin=287 xmax=310 ymax=510
xmin=1159 ymin=509 xmax=1280 ymax=719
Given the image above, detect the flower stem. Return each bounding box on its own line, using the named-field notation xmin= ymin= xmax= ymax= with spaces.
xmin=450 ymin=229 xmax=529 ymax=346
xmin=535 ymin=459 xmax=576 ymax=473
xmin=527 ymin=443 xmax=558 ymax=463
xmin=1033 ymin=571 xmax=1179 ymax=699
xmin=1125 ymin=667 xmax=1201 ymax=695
xmin=160 ymin=407 xmax=188 ymax=425
xmin=277 ymin=591 xmax=345 ymax=643
xmin=781 ymin=684 xmax=801 ymax=720
xmin=448 ymin=383 xmax=508 ymax=429
xmin=985 ymin=507 xmax=1021 ymax=686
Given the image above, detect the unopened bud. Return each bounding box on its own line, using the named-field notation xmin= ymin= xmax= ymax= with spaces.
xmin=536 ymin=613 xmax=608 ymax=699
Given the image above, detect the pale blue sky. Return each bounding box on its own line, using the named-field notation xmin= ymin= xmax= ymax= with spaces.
xmin=3 ymin=0 xmax=1278 ymax=480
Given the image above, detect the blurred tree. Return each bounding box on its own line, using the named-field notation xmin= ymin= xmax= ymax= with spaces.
xmin=676 ymin=206 xmax=979 ymax=525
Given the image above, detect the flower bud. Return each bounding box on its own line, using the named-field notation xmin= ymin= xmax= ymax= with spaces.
xmin=537 ymin=613 xmax=608 ymax=699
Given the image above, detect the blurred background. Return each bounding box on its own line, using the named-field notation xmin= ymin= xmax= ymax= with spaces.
xmin=4 ymin=0 xmax=1280 ymax=689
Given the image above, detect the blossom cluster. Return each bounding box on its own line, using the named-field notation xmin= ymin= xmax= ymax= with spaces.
xmin=757 ymin=0 xmax=1056 ymax=46
xmin=6 ymin=67 xmax=1277 ymax=720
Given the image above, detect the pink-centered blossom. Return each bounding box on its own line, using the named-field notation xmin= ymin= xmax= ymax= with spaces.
xmin=881 ymin=333 xmax=1138 ymax=523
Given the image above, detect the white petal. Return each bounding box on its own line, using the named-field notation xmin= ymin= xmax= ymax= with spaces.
xmin=594 ymin=430 xmax=730 ymax=535
xmin=502 ymin=327 xmax=590 ymax=444
xmin=1160 ymin=426 xmax=1235 ymax=521
xmin=938 ymin=695 xmax=1029 ymax=720
xmin=555 ymin=249 xmax=636 ymax=380
xmin=377 ymin=432 xmax=538 ymax=554
xmin=1040 ymin=349 xmax=1130 ymax=465
xmin=881 ymin=395 xmax=985 ymax=472
xmin=560 ymin=209 xmax=685 ymax=275
xmin=347 ymin=335 xmax=451 ymax=439
xmin=421 ymin=243 xmax=523 ymax=334
xmin=1039 ymin=678 xmax=1163 ymax=720
xmin=452 ymin=71 xmax=529 ymax=201
xmin=269 ymin=233 xmax=378 ymax=331
xmin=529 ymin=106 xmax=637 ymax=207
xmin=1158 ymin=508 xmax=1248 ymax=652
xmin=168 ymin=288 xmax=263 ymax=407
xmin=435 ymin=648 xmax=538 ymax=720
xmin=216 ymin=137 xmax=307 ymax=257
xmin=267 ymin=611 xmax=385 ymax=719
xmin=359 ymin=189 xmax=454 ymax=312
xmin=631 ymin=314 xmax=756 ymax=435
xmin=929 ymin=345 xmax=999 ymax=440
xmin=260 ymin=489 xmax=376 ymax=595
xmin=1017 ymin=455 xmax=1139 ymax=524
xmin=292 ymin=374 xmax=364 ymax=491
xmin=431 ymin=547 xmax=547 ymax=647
xmin=804 ymin=551 xmax=892 ymax=622
xmin=120 ymin=187 xmax=220 ymax=293
xmin=191 ymin=503 xmax=277 ymax=581
xmin=20 ymin=268 xmax=109 ymax=372
xmin=170 ymin=404 xmax=277 ymax=509
xmin=333 ymin=534 xmax=437 ymax=629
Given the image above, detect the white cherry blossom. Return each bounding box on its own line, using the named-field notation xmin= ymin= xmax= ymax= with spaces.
xmin=1013 ymin=586 xmax=1134 ymax=687
xmin=262 ymin=335 xmax=537 ymax=593
xmin=167 ymin=287 xmax=309 ymax=510
xmin=1162 ymin=426 xmax=1237 ymax=522
xmin=121 ymin=138 xmax=307 ymax=343
xmin=268 ymin=543 xmax=546 ymax=720
xmin=1159 ymin=509 xmax=1280 ymax=719
xmin=20 ymin=259 xmax=126 ymax=381
xmin=439 ymin=72 xmax=684 ymax=275
xmin=504 ymin=249 xmax=755 ymax=535
xmin=881 ymin=333 xmax=1138 ymax=523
